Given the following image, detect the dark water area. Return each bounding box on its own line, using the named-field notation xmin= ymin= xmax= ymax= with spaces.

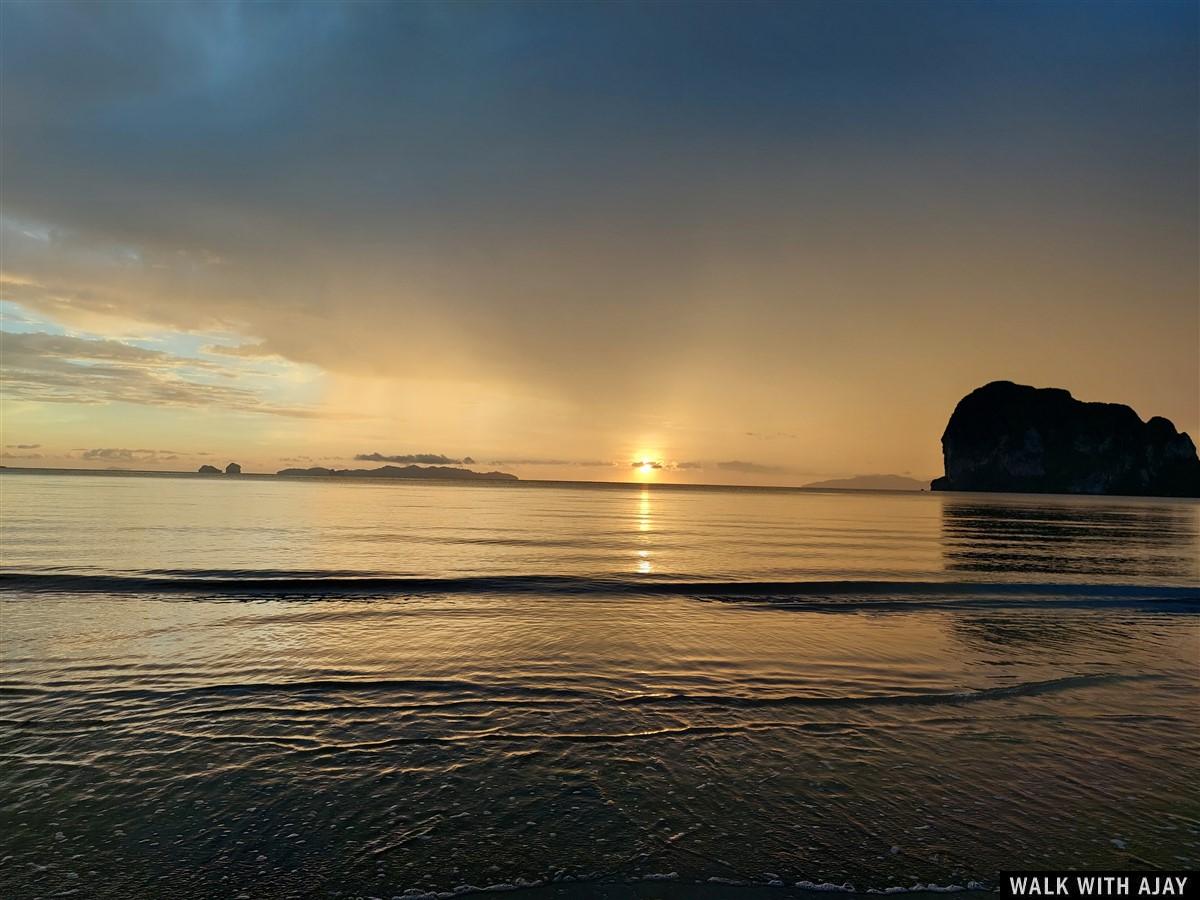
xmin=1 ymin=473 xmax=1198 ymax=898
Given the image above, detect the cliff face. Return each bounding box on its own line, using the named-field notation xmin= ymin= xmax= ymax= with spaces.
xmin=930 ymin=381 xmax=1200 ymax=497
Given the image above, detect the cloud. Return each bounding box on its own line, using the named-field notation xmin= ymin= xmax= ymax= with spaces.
xmin=202 ymin=342 xmax=277 ymax=358
xmin=1 ymin=451 xmax=42 ymax=460
xmin=3 ymin=0 xmax=1191 ymax=414
xmin=355 ymin=452 xmax=468 ymax=465
xmin=716 ymin=460 xmax=787 ymax=474
xmin=1 ymin=330 xmax=332 ymax=418
xmin=674 ymin=461 xmax=704 ymax=469
xmin=0 ymin=1 xmax=1195 ymax=473
xmin=7 ymin=330 xmax=205 ymax=367
xmin=78 ymin=448 xmax=181 ymax=462
xmin=631 ymin=460 xmax=663 ymax=469
xmin=488 ymin=458 xmax=614 ymax=467
xmin=6 ymin=443 xmax=40 ymax=449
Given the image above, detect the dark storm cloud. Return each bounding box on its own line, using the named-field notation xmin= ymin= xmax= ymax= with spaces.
xmin=1 ymin=0 xmax=1193 ymax=385
xmin=0 ymin=0 xmax=1195 ymax=458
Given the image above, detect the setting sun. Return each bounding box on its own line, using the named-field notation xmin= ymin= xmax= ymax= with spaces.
xmin=632 ymin=454 xmax=662 ymax=478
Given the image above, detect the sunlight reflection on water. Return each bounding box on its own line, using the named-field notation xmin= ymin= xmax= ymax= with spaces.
xmin=1 ymin=473 xmax=1198 ymax=898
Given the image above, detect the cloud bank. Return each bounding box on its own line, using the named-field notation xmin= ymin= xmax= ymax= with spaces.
xmin=1 ymin=330 xmax=328 ymax=418
xmin=355 ymin=452 xmax=474 ymax=466
xmin=78 ymin=448 xmax=182 ymax=462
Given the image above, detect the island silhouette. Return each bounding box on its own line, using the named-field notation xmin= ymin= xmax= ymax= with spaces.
xmin=932 ymin=381 xmax=1200 ymax=497
xmin=277 ymin=463 xmax=518 ymax=481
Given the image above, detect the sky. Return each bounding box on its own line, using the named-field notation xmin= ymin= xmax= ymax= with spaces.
xmin=1 ymin=0 xmax=1196 ymax=485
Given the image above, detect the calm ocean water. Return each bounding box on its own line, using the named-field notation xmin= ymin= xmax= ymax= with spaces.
xmin=1 ymin=472 xmax=1198 ymax=899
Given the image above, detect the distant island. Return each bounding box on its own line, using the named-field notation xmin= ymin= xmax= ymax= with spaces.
xmin=802 ymin=474 xmax=928 ymax=491
xmin=198 ymin=463 xmax=243 ymax=475
xmin=931 ymin=381 xmax=1200 ymax=497
xmin=277 ymin=464 xmax=518 ymax=481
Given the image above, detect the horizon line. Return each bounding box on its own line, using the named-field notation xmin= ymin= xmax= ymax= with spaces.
xmin=0 ymin=464 xmax=933 ymax=494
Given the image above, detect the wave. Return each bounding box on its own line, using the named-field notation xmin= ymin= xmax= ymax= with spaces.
xmin=0 ymin=672 xmax=1156 ymax=713
xmin=320 ymin=873 xmax=991 ymax=899
xmin=1 ymin=570 xmax=1196 ymax=609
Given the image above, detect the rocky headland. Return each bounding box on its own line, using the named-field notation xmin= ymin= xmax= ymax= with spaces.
xmin=931 ymin=381 xmax=1199 ymax=497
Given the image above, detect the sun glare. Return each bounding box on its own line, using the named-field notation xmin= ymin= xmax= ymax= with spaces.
xmin=632 ymin=453 xmax=662 ymax=479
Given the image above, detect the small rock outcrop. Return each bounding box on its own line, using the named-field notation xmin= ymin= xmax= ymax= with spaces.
xmin=931 ymin=381 xmax=1200 ymax=497
xmin=224 ymin=462 xmax=242 ymax=475
xmin=197 ymin=464 xmax=221 ymax=475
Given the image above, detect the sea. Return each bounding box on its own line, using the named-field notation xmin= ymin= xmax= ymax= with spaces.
xmin=1 ymin=471 xmax=1198 ymax=899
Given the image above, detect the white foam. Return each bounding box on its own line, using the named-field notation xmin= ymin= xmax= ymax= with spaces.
xmin=390 ymin=871 xmax=993 ymax=898
xmin=796 ymin=881 xmax=856 ymax=892
xmin=866 ymin=883 xmax=988 ymax=895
